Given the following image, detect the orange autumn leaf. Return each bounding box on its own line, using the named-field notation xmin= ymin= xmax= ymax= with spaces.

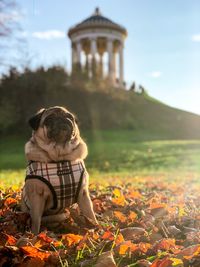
xmin=166 ymin=206 xmax=177 ymax=215
xmin=138 ymin=242 xmax=151 ymax=253
xmin=151 ymin=257 xmax=173 ymax=267
xmin=119 ymin=243 xmax=129 ymax=255
xmin=185 ymin=246 xmax=200 ymax=259
xmin=6 ymin=234 xmax=17 ymax=246
xmin=33 ymin=233 xmax=56 ymax=248
xmin=62 ymin=233 xmax=83 ymax=247
xmin=118 ymin=241 xmax=137 ymax=255
xmin=34 ymin=240 xmax=44 ymax=249
xmin=4 ymin=197 xmax=17 ymax=206
xmin=114 ymin=211 xmax=127 ymax=223
xmin=177 ymin=244 xmax=200 ymax=260
xmin=92 ymin=232 xmax=100 ymax=240
xmin=0 ymin=233 xmax=17 ymax=246
xmin=112 ymin=195 xmax=126 ymax=206
xmin=21 ymin=246 xmax=50 ymax=260
xmin=149 ymin=202 xmax=166 ymax=209
xmin=38 ymin=232 xmax=53 ymax=243
xmin=115 ymin=233 xmax=125 ymax=245
xmin=127 ymin=190 xmax=142 ymax=199
xmin=102 ymin=231 xmax=114 ymax=241
xmin=128 ymin=211 xmax=137 ymax=221
xmin=154 ymin=238 xmax=176 ymax=252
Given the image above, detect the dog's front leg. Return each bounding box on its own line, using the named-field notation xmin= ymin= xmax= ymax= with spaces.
xmin=25 ymin=181 xmax=47 ymax=235
xmin=30 ymin=194 xmax=45 ymax=235
xmin=78 ymin=174 xmax=98 ymax=224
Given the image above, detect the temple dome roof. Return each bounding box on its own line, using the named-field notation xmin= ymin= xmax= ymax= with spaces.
xmin=68 ymin=7 xmax=127 ymax=37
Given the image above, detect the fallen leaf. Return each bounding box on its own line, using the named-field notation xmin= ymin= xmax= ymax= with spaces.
xmin=177 ymin=244 xmax=200 ymax=260
xmin=95 ymin=251 xmax=116 ymax=267
xmin=128 ymin=211 xmax=137 ymax=221
xmin=153 ymin=238 xmax=177 ymax=252
xmin=114 ymin=211 xmax=127 ymax=223
xmin=167 ymin=225 xmax=181 ymax=236
xmin=21 ymin=246 xmax=50 ymax=260
xmin=112 ymin=195 xmax=126 ymax=206
xmin=127 ymin=190 xmax=142 ymax=199
xmin=102 ymin=231 xmax=114 ymax=241
xmin=61 ymin=233 xmax=83 ymax=247
xmin=0 ymin=233 xmax=17 ymax=246
xmin=118 ymin=241 xmax=137 ymax=255
xmin=20 ymin=258 xmax=45 ymax=267
xmin=151 ymin=257 xmax=173 ymax=267
xmin=134 ymin=259 xmax=152 ymax=267
xmin=121 ymin=227 xmax=146 ymax=240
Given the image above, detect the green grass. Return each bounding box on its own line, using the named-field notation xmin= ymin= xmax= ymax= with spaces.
xmin=1 ymin=131 xmax=200 ymax=187
xmin=85 ymin=130 xmax=200 ymax=173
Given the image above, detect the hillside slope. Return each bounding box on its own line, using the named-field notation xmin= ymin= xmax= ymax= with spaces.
xmin=1 ymin=66 xmax=200 ymax=139
xmin=50 ymin=87 xmax=200 ymax=140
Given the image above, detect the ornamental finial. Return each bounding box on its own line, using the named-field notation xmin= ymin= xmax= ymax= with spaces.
xmin=94 ymin=7 xmax=101 ymax=16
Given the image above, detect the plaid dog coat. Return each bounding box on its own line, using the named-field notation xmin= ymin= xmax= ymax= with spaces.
xmin=23 ymin=160 xmax=86 ymax=214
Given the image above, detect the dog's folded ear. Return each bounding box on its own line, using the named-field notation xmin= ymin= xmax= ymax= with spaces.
xmin=66 ymin=113 xmax=79 ymax=124
xmin=28 ymin=108 xmax=46 ymax=130
xmin=66 ymin=113 xmax=75 ymax=123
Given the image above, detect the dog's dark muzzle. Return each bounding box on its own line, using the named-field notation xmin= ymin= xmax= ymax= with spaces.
xmin=43 ymin=114 xmax=75 ymax=142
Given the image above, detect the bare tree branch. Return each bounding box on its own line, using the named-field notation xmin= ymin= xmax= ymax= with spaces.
xmin=0 ymin=0 xmax=27 ymax=74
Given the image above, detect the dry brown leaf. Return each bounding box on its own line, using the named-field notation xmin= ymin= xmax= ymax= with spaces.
xmin=149 ymin=232 xmax=164 ymax=243
xmin=95 ymin=251 xmax=116 ymax=267
xmin=150 ymin=207 xmax=168 ymax=219
xmin=120 ymin=227 xmax=146 ymax=240
xmin=16 ymin=237 xmax=33 ymax=248
xmin=134 ymin=259 xmax=152 ymax=267
xmin=20 ymin=258 xmax=45 ymax=267
xmin=167 ymin=225 xmax=182 ymax=236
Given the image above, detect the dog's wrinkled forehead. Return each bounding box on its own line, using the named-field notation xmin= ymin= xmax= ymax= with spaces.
xmin=40 ymin=106 xmax=72 ymax=125
xmin=28 ymin=106 xmax=75 ymax=131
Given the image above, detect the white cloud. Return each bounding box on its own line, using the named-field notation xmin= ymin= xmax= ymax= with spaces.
xmin=32 ymin=30 xmax=65 ymax=40
xmin=192 ymin=34 xmax=200 ymax=42
xmin=148 ymin=71 xmax=162 ymax=78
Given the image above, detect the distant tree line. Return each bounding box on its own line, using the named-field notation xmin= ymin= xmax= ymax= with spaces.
xmin=1 ymin=65 xmax=200 ymax=140
xmin=0 ymin=65 xmax=148 ymax=135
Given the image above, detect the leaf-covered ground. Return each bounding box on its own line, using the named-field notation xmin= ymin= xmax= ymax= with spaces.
xmin=1 ymin=175 xmax=200 ymax=266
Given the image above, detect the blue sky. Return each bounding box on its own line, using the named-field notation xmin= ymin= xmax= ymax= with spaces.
xmin=11 ymin=0 xmax=200 ymax=114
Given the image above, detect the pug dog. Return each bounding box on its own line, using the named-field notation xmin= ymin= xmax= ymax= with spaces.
xmin=25 ymin=107 xmax=88 ymax=163
xmin=21 ymin=106 xmax=97 ymax=235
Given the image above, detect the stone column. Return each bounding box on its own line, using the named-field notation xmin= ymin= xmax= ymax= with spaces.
xmin=85 ymin=53 xmax=89 ymax=77
xmin=99 ymin=53 xmax=104 ymax=78
xmin=112 ymin=52 xmax=116 ymax=83
xmin=107 ymin=39 xmax=115 ymax=84
xmin=71 ymin=43 xmax=77 ymax=71
xmin=76 ymin=40 xmax=82 ymax=65
xmin=119 ymin=42 xmax=124 ymax=87
xmin=91 ymin=38 xmax=97 ymax=78
xmin=91 ymin=38 xmax=97 ymax=59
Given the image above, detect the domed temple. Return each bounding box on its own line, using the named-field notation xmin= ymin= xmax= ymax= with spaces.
xmin=68 ymin=7 xmax=127 ymax=88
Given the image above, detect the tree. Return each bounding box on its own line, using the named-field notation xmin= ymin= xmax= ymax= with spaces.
xmin=129 ymin=82 xmax=136 ymax=92
xmin=0 ymin=0 xmax=24 ymax=74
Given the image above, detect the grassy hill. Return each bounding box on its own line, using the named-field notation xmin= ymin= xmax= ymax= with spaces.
xmin=60 ymin=87 xmax=200 ymax=140
xmin=1 ymin=66 xmax=200 ymax=139
xmin=1 ymin=67 xmax=200 ymax=187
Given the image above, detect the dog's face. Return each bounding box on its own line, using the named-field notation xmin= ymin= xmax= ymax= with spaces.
xmin=29 ymin=106 xmax=77 ymax=143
